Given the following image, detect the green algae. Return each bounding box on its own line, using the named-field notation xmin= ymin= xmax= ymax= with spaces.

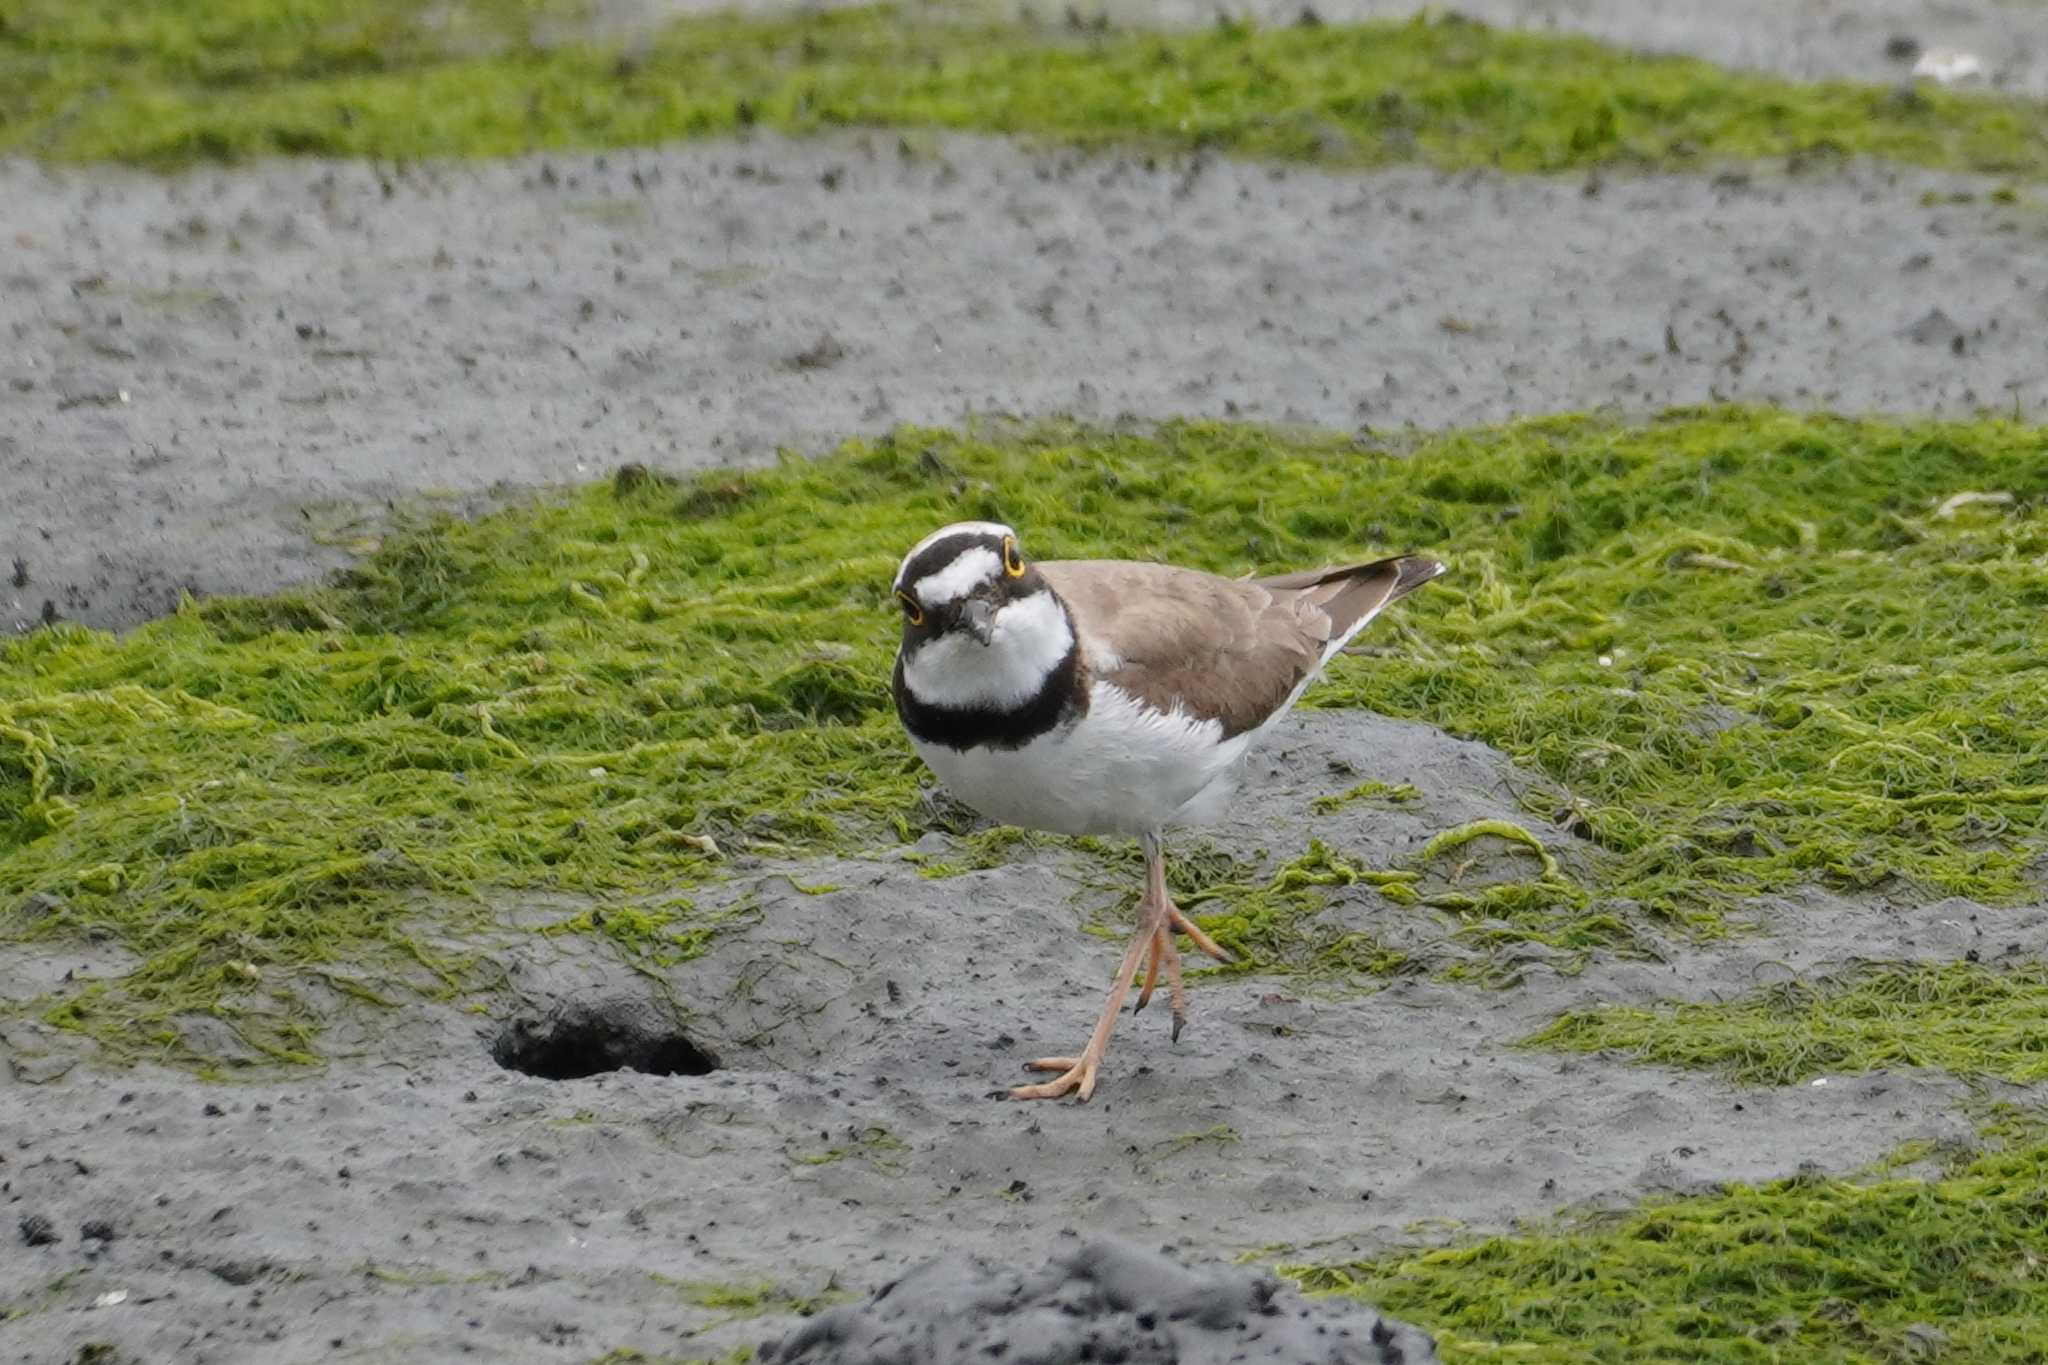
xmin=1183 ymin=839 xmax=1418 ymax=978
xmin=909 ymin=825 xmax=1046 ymax=878
xmin=534 ymin=896 xmax=745 ymax=973
xmin=1293 ymin=1141 xmax=2048 ymax=1363
xmin=5 ymin=2 xmax=2048 ymax=175
xmin=660 ymin=1274 xmax=836 ymax=1317
xmin=1068 ymin=835 xmax=1417 ymax=978
xmin=5 ymin=410 xmax=2048 ymax=1061
xmin=674 ymin=1282 xmax=783 ymax=1322
xmin=1310 ymin=779 xmax=1421 ymax=813
xmin=1529 ymin=961 xmax=2048 ymax=1086
xmin=1176 ymin=822 xmax=1618 ymax=983
xmin=788 ymin=1124 xmax=910 ymax=1171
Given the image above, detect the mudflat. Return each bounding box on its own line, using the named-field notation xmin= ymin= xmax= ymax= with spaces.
xmin=4 ymin=140 xmax=2040 ymax=632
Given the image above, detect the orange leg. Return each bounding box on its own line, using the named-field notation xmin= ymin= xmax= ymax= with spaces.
xmin=1010 ymin=894 xmax=1162 ymax=1102
xmin=1012 ymin=833 xmax=1232 ymax=1101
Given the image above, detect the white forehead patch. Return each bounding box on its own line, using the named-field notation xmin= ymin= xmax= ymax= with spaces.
xmin=896 ymin=521 xmax=1015 ymax=585
xmin=914 ymin=545 xmax=1001 ymax=608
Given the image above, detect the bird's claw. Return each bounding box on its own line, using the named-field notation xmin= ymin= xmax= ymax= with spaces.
xmin=1012 ymin=1054 xmax=1098 ymax=1102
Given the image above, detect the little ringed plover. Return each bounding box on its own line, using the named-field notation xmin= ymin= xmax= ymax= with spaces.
xmin=891 ymin=521 xmax=1444 ymax=1102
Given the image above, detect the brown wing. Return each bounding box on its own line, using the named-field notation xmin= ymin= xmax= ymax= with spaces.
xmin=1035 ymin=555 xmax=1438 ymax=738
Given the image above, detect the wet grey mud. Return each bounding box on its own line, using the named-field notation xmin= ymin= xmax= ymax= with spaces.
xmin=6 ymin=711 xmax=2034 ymax=1359
xmin=758 ymin=1238 xmax=1445 ymax=1363
xmin=4 ymin=137 xmax=2045 ymax=632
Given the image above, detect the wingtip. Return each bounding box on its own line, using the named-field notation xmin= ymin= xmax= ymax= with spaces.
xmin=1391 ymin=555 xmax=1447 ymax=598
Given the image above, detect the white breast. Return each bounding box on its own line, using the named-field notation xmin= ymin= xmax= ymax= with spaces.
xmin=911 ymin=682 xmax=1253 ymax=837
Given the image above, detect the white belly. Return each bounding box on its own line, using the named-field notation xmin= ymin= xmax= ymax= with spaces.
xmin=912 ymin=682 xmax=1254 ymax=837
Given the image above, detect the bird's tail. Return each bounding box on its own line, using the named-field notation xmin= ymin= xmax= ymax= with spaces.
xmin=1259 ymin=553 xmax=1446 ymax=635
xmin=1385 ymin=554 xmax=1447 ymax=602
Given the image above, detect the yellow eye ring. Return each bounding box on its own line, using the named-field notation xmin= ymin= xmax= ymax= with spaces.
xmin=1002 ymin=536 xmax=1026 ymax=578
xmin=896 ymin=591 xmax=925 ymax=625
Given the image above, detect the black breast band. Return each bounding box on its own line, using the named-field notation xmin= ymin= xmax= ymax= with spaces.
xmin=893 ymin=645 xmax=1086 ymax=752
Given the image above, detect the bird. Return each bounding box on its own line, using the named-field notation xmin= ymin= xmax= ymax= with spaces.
xmin=889 ymin=520 xmax=1445 ymax=1102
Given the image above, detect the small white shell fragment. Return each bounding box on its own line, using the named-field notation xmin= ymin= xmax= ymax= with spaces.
xmin=94 ymin=1290 xmax=129 ymax=1308
xmin=1811 ymin=1077 xmax=1829 ymax=1087
xmin=1913 ymin=47 xmax=1985 ymax=84
xmin=1934 ymin=490 xmax=2013 ymax=518
xmin=1597 ymin=655 xmax=1614 ymax=667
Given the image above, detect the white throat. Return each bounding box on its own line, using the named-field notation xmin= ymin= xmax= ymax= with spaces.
xmin=901 ymin=590 xmax=1073 ymax=710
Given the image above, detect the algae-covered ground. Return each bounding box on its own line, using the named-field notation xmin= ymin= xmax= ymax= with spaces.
xmin=9 ymin=412 xmax=2048 ymax=1361
xmin=7 ymin=411 xmax=2048 ymax=1060
xmin=7 ymin=1 xmax=2048 ymax=170
xmin=1302 ymin=1138 xmax=2048 ymax=1362
xmin=7 ymin=2 xmax=2048 ymax=1363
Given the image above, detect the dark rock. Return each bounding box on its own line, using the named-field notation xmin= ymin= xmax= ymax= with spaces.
xmin=786 ymin=333 xmax=849 ymax=371
xmin=759 ymin=1237 xmax=1440 ymax=1364
xmin=1903 ymin=308 xmax=1964 ymax=348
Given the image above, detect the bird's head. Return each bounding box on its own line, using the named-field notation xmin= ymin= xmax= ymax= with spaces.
xmin=891 ymin=521 xmax=1047 ymax=648
xmin=891 ymin=522 xmax=1072 ymax=710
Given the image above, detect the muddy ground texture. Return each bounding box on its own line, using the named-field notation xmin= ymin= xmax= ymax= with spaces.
xmin=7 ymin=712 xmax=2045 ymax=1361
xmin=5 ymin=136 xmax=2047 ymax=632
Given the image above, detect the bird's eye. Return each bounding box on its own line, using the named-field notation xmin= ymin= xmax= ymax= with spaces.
xmin=896 ymin=591 xmax=925 ymax=625
xmin=1002 ymin=536 xmax=1025 ymax=578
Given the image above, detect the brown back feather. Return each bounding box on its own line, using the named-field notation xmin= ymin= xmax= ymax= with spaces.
xmin=1035 ymin=554 xmax=1441 ymax=738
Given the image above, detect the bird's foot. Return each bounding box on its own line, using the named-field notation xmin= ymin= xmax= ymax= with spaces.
xmin=1169 ymin=905 xmax=1233 ymax=963
xmin=1012 ymin=1051 xmax=1101 ymax=1102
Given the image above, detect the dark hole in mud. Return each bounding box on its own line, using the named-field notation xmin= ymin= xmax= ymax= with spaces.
xmin=491 ymin=1002 xmax=718 ymax=1080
